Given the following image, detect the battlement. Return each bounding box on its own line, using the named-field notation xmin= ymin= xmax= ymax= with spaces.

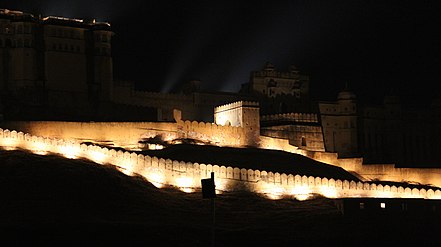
xmin=261 ymin=112 xmax=319 ymax=123
xmin=0 ymin=8 xmax=111 ymax=29
xmin=1 ymin=127 xmax=441 ymax=200
xmin=133 ymin=90 xmax=192 ymax=101
xmin=251 ymin=70 xmax=304 ymax=79
xmin=214 ymin=101 xmax=259 ymax=114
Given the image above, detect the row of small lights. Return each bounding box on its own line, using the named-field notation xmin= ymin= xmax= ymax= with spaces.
xmin=1 ymin=130 xmax=439 ymax=201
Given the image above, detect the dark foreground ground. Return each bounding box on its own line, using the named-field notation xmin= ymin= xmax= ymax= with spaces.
xmin=1 ymin=150 xmax=440 ymax=246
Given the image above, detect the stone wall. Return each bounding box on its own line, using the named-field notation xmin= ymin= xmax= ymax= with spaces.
xmin=0 ymin=121 xmax=177 ymax=150
xmin=2 ymin=120 xmax=441 ymax=189
xmin=1 ymin=128 xmax=440 ymax=200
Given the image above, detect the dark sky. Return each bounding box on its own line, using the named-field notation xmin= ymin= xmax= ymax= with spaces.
xmin=3 ymin=0 xmax=441 ymax=104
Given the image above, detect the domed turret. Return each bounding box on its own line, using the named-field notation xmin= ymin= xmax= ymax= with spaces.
xmin=383 ymin=95 xmax=400 ymax=105
xmin=337 ymin=90 xmax=356 ymax=101
xmin=337 ymin=83 xmax=356 ymax=101
xmin=263 ymin=62 xmax=275 ymax=71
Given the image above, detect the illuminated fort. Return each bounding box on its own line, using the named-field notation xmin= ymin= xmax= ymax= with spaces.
xmin=1 ymin=9 xmax=441 ymax=201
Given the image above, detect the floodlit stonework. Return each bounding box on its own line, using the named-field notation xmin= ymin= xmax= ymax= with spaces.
xmin=2 ymin=100 xmax=441 ymax=193
xmin=0 ymin=9 xmax=113 ymax=118
xmin=1 ymin=9 xmax=441 ymax=200
xmin=1 ymin=126 xmax=441 ymax=200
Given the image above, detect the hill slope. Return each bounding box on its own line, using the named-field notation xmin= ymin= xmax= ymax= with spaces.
xmin=1 ymin=150 xmax=440 ymax=246
xmin=141 ymin=144 xmax=359 ymax=181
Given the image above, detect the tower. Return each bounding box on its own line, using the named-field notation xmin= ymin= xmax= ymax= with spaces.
xmin=214 ymin=101 xmax=260 ymax=146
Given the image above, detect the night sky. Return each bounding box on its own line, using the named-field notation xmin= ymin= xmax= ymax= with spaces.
xmin=3 ymin=0 xmax=441 ymax=105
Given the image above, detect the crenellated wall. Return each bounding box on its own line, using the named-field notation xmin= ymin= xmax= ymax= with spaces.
xmin=214 ymin=101 xmax=260 ymax=146
xmin=176 ymin=119 xmax=247 ymax=146
xmin=0 ymin=121 xmax=177 ymax=150
xmin=2 ymin=120 xmax=441 ymax=190
xmin=260 ymin=111 xmax=326 ymax=152
xmin=261 ymin=112 xmax=319 ymax=123
xmin=1 ymin=128 xmax=440 ymax=200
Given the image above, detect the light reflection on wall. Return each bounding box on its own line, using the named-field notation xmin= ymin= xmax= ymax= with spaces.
xmin=1 ymin=128 xmax=441 ymax=201
xmin=0 ymin=137 xmax=18 ymax=150
xmin=142 ymin=168 xmax=166 ymax=188
xmin=58 ymin=144 xmax=80 ymax=159
xmin=175 ymin=176 xmax=194 ymax=193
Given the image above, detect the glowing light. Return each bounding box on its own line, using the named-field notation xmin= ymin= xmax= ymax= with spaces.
xmin=147 ymin=144 xmax=164 ymax=150
xmin=289 ymin=186 xmax=312 ymax=201
xmin=144 ymin=169 xmax=166 ymax=188
xmin=58 ymin=145 xmax=80 ymax=159
xmin=213 ymin=178 xmax=228 ymax=193
xmin=89 ymin=150 xmax=107 ymax=164
xmin=175 ymin=176 xmax=194 ymax=193
xmin=0 ymin=138 xmax=18 ymax=150
xmin=319 ymin=186 xmax=338 ymax=198
xmin=262 ymin=184 xmax=285 ymax=200
xmin=30 ymin=141 xmax=48 ymax=155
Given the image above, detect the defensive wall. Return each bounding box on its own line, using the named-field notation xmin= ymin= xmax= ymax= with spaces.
xmin=1 ymin=128 xmax=441 ymax=201
xmin=214 ymin=101 xmax=260 ymax=146
xmin=259 ymin=136 xmax=441 ymax=188
xmin=112 ymin=84 xmax=193 ymax=109
xmin=261 ymin=112 xmax=319 ymax=123
xmin=112 ymin=84 xmax=195 ymax=121
xmin=2 ymin=118 xmax=441 ymax=189
xmin=260 ymin=112 xmax=326 ymax=152
xmin=0 ymin=121 xmax=177 ymax=150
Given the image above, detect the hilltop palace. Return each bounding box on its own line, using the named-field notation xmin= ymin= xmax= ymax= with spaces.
xmin=1 ymin=9 xmax=441 ymax=200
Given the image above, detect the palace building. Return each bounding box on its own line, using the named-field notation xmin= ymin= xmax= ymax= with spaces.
xmin=0 ymin=8 xmax=113 ymax=119
xmin=1 ymin=8 xmax=440 ymax=169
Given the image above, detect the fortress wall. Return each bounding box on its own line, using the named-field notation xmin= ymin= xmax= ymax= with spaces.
xmin=261 ymin=112 xmax=318 ymax=122
xmin=258 ymin=135 xmax=441 ymax=188
xmin=259 ymin=135 xmax=301 ymax=154
xmin=261 ymin=125 xmax=325 ymax=151
xmin=0 ymin=121 xmax=177 ymax=149
xmin=1 ymin=127 xmax=440 ymax=200
xmin=177 ymin=119 xmax=247 ymax=146
xmin=112 ymin=86 xmax=193 ymax=109
xmin=2 ymin=119 xmax=441 ymax=189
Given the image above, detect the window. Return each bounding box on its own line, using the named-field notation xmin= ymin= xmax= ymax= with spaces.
xmin=380 ymin=202 xmax=386 ymax=209
xmin=359 ymin=202 xmax=365 ymax=209
xmin=401 ymin=203 xmax=407 ymax=211
xmin=301 ymin=137 xmax=306 ymax=146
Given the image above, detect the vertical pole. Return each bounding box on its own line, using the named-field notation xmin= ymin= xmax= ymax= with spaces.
xmin=211 ymin=196 xmax=215 ymax=247
xmin=211 ymin=172 xmax=215 ymax=247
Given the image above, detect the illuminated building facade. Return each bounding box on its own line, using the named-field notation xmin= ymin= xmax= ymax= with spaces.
xmin=1 ymin=9 xmax=440 ymax=169
xmin=0 ymin=9 xmax=113 ymax=119
xmin=240 ymin=62 xmax=312 ymax=115
xmin=319 ymin=89 xmax=359 ymax=157
xmin=320 ymin=90 xmax=441 ymax=167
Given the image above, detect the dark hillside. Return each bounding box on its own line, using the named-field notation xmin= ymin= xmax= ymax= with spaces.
xmin=141 ymin=144 xmax=359 ymax=181
xmin=1 ymin=150 xmax=440 ymax=246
